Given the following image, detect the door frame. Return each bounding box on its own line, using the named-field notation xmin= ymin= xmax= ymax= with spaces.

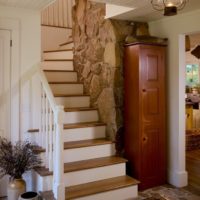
xmin=0 ymin=18 xmax=20 ymax=142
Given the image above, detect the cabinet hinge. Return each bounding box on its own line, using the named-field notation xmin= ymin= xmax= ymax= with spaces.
xmin=10 ymin=40 xmax=12 ymax=47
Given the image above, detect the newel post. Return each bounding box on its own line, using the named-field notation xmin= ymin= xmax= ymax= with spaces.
xmin=53 ymin=105 xmax=65 ymax=200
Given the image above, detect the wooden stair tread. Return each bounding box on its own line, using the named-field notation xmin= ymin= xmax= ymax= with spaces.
xmin=32 ymin=146 xmax=45 ymax=154
xmin=41 ymin=24 xmax=72 ymax=29
xmin=49 ymin=81 xmax=82 ymax=84
xmin=34 ymin=166 xmax=53 ymax=176
xmin=64 ymin=121 xmax=106 ymax=129
xmin=28 ymin=129 xmax=39 ymax=133
xmin=60 ymin=41 xmax=73 ymax=46
xmin=40 ymin=191 xmax=55 ymax=200
xmin=44 ymin=59 xmax=73 ymax=61
xmin=44 ymin=70 xmax=76 ymax=72
xmin=64 ymin=156 xmax=127 ymax=173
xmin=44 ymin=49 xmax=73 ymax=53
xmin=64 ymin=138 xmax=113 ymax=149
xmin=64 ymin=107 xmax=97 ymax=112
xmin=65 ymin=175 xmax=139 ymax=199
xmin=54 ymin=94 xmax=90 ymax=97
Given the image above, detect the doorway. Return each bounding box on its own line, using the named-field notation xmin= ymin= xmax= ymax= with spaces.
xmin=185 ymin=33 xmax=200 ymax=192
xmin=0 ymin=29 xmax=11 ymax=197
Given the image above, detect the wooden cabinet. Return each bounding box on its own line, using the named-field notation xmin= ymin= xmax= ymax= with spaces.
xmin=124 ymin=42 xmax=167 ymax=190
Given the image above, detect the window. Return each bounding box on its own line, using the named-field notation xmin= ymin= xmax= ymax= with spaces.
xmin=186 ymin=64 xmax=199 ymax=87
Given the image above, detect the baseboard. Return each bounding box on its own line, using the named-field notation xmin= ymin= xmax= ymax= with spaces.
xmin=168 ymin=169 xmax=188 ymax=187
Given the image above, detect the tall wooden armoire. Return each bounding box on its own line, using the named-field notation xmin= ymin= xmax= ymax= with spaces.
xmin=124 ymin=42 xmax=167 ymax=190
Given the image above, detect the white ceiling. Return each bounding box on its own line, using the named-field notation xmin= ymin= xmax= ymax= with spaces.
xmin=0 ymin=0 xmax=55 ymax=10
xmin=92 ymin=0 xmax=200 ymax=21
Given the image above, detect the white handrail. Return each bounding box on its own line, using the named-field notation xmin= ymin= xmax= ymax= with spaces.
xmin=36 ymin=64 xmax=57 ymax=113
xmin=32 ymin=62 xmax=65 ymax=200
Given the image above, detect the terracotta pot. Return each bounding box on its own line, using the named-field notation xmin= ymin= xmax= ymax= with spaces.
xmin=7 ymin=178 xmax=26 ymax=200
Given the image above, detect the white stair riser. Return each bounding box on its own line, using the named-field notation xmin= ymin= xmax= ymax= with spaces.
xmin=44 ymin=51 xmax=73 ymax=60
xmin=63 ymin=126 xmax=106 ymax=142
xmin=25 ymin=133 xmax=40 ymax=146
xmin=64 ymin=144 xmax=115 ymax=163
xmin=38 ymin=152 xmax=45 ymax=166
xmin=33 ymin=172 xmax=53 ymax=192
xmin=63 ymin=110 xmax=99 ymax=124
xmin=55 ymin=96 xmax=90 ymax=108
xmin=74 ymin=185 xmax=138 ymax=200
xmin=59 ymin=43 xmax=74 ymax=49
xmin=41 ymin=61 xmax=74 ymax=71
xmin=50 ymin=84 xmax=83 ymax=95
xmin=45 ymin=71 xmax=77 ymax=82
xmin=64 ymin=163 xmax=126 ymax=187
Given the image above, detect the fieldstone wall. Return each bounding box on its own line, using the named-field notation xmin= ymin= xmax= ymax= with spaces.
xmin=72 ymin=0 xmax=133 ymax=140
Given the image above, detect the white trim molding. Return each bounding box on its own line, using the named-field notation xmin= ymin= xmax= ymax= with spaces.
xmin=168 ymin=170 xmax=188 ymax=187
xmin=0 ymin=18 xmax=20 ymax=142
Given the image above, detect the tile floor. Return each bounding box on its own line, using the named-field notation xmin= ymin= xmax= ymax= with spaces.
xmin=138 ymin=185 xmax=200 ymax=200
xmin=1 ymin=185 xmax=200 ymax=200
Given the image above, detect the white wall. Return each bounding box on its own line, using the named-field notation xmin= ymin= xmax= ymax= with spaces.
xmin=41 ymin=26 xmax=71 ymax=53
xmin=0 ymin=5 xmax=41 ymax=141
xmin=0 ymin=5 xmax=41 ymax=192
xmin=149 ymin=9 xmax=200 ymax=187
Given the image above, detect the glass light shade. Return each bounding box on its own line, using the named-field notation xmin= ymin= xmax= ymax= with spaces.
xmin=151 ymin=0 xmax=188 ymax=14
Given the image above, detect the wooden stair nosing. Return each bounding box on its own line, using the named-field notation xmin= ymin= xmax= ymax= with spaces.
xmin=34 ymin=166 xmax=53 ymax=177
xmin=40 ymin=191 xmax=55 ymax=200
xmin=43 ymin=49 xmax=73 ymax=53
xmin=64 ymin=138 xmax=113 ymax=150
xmin=60 ymin=41 xmax=73 ymax=46
xmin=64 ymin=107 xmax=97 ymax=112
xmin=64 ymin=156 xmax=127 ymax=173
xmin=44 ymin=59 xmax=73 ymax=62
xmin=49 ymin=81 xmax=82 ymax=84
xmin=54 ymin=94 xmax=90 ymax=97
xmin=65 ymin=175 xmax=139 ymax=199
xmin=41 ymin=24 xmax=72 ymax=30
xmin=64 ymin=122 xmax=106 ymax=129
xmin=33 ymin=146 xmax=46 ymax=154
xmin=28 ymin=129 xmax=39 ymax=133
xmin=44 ymin=70 xmax=76 ymax=73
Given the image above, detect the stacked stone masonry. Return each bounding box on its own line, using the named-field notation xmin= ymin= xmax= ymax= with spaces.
xmin=72 ymin=0 xmax=133 ymax=140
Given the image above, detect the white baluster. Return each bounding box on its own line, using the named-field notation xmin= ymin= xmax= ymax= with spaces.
xmin=41 ymin=88 xmax=46 ymax=149
xmin=53 ymin=105 xmax=65 ymax=200
xmin=45 ymin=95 xmax=49 ymax=169
xmin=49 ymin=108 xmax=53 ymax=171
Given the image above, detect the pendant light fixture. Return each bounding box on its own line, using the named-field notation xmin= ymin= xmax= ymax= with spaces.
xmin=151 ymin=0 xmax=189 ymax=16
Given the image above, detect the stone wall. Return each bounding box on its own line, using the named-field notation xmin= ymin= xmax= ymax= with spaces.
xmin=72 ymin=0 xmax=133 ymax=140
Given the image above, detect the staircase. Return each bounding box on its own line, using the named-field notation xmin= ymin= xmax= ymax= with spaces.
xmin=30 ymin=38 xmax=139 ymax=199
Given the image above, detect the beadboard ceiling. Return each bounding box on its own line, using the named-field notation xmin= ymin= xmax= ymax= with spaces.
xmin=0 ymin=0 xmax=55 ymax=10
xmin=92 ymin=0 xmax=200 ymax=21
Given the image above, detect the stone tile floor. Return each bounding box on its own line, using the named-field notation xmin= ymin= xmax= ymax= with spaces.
xmin=138 ymin=185 xmax=200 ymax=200
xmin=0 ymin=185 xmax=199 ymax=200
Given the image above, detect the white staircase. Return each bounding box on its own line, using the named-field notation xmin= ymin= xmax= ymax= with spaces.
xmin=31 ymin=38 xmax=139 ymax=200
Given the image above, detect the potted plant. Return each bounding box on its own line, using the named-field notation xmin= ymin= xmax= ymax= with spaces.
xmin=0 ymin=137 xmax=42 ymax=200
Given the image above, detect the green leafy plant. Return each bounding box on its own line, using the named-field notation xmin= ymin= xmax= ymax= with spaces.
xmin=0 ymin=137 xmax=42 ymax=179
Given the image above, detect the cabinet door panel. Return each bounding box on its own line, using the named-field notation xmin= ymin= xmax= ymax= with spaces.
xmin=139 ymin=45 xmax=166 ymax=188
xmin=141 ymin=126 xmax=160 ymax=178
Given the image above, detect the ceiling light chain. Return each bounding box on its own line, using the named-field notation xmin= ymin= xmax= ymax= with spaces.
xmin=151 ymin=0 xmax=189 ymax=16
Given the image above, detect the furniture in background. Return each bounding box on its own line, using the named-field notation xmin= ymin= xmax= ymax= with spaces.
xmin=124 ymin=42 xmax=167 ymax=190
xmin=186 ymin=102 xmax=193 ymax=130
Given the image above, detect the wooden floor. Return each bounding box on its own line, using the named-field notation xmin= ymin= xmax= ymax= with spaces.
xmin=186 ymin=149 xmax=200 ymax=190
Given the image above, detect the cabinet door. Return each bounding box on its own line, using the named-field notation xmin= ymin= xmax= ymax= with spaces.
xmin=139 ymin=45 xmax=166 ymax=189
